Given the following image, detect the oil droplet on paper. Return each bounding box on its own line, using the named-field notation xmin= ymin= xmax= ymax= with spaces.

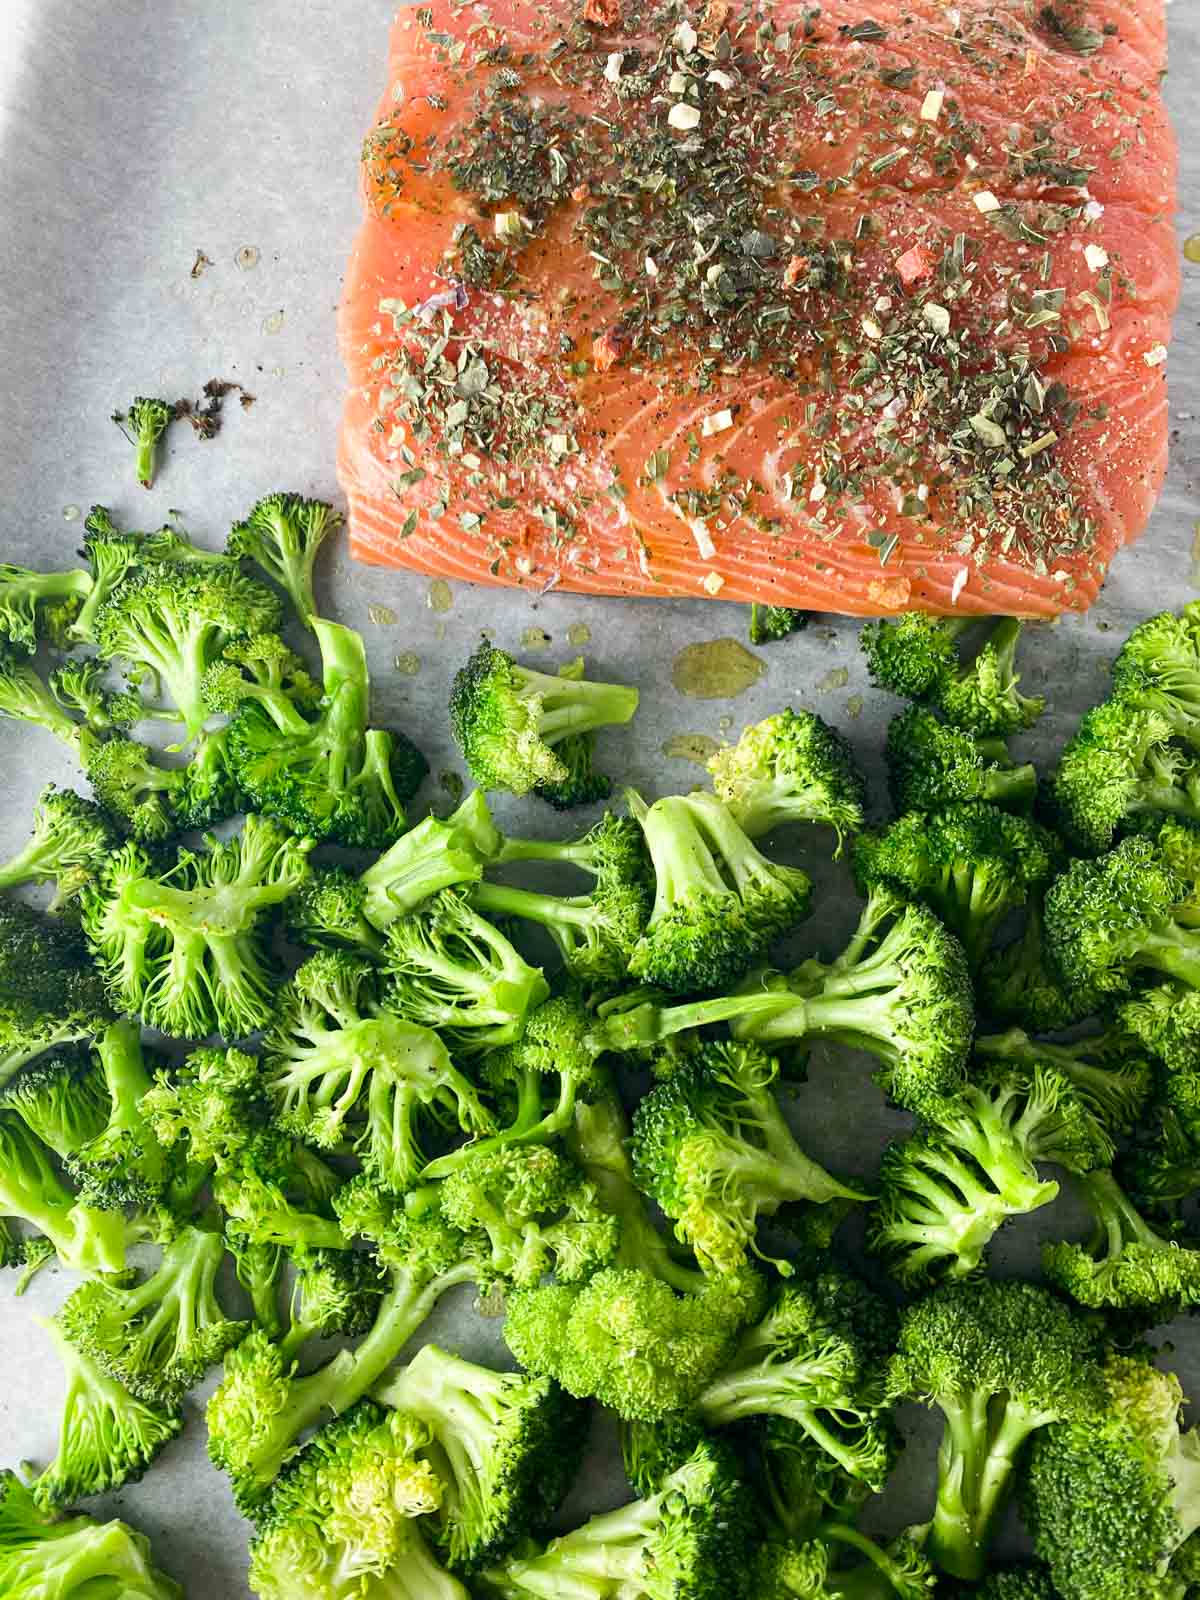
xmin=428 ymin=579 xmax=453 ymax=614
xmin=567 ymin=622 xmax=591 ymax=647
xmin=522 ymin=626 xmax=552 ymax=652
xmin=1185 ymin=235 xmax=1200 ymax=265
xmin=261 ymin=309 xmax=284 ymax=335
xmin=394 ymin=651 xmax=421 ymax=676
xmin=62 ymin=504 xmax=80 ymax=523
xmin=236 ymin=245 xmax=261 ymax=271
xmin=846 ymin=694 xmax=864 ymax=719
xmin=368 ymin=603 xmax=397 ymax=625
xmin=671 ymin=639 xmax=764 ymax=700
xmin=818 ymin=667 xmax=849 ymax=693
xmin=662 ymin=732 xmax=720 ymax=767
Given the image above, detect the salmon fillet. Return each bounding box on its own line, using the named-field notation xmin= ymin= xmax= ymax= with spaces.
xmin=338 ymin=0 xmax=1178 ymax=617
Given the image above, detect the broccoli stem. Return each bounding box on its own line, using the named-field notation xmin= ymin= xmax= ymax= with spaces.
xmin=979 ymin=764 xmax=1037 ymax=809
xmin=500 ymin=1490 xmax=663 ymax=1595
xmin=590 ymin=991 xmax=792 ymax=1052
xmin=514 ymin=663 xmax=639 ymax=745
xmin=472 ymin=880 xmax=597 ymax=940
xmin=637 ymin=794 xmax=733 ymax=915
xmin=928 ymin=1392 xmax=1047 ymax=1580
xmin=361 ymin=816 xmax=486 ymax=929
xmin=1077 ymin=1169 xmax=1167 ymax=1255
xmin=695 ymin=1367 xmax=869 ymax=1481
xmin=822 ymin=1525 xmax=917 ymax=1600
xmin=243 ymin=1262 xmax=476 ymax=1494
xmin=1134 ymin=931 xmax=1200 ymax=990
xmin=494 ymin=834 xmax=599 ymax=866
xmin=386 ymin=1524 xmax=472 ymax=1599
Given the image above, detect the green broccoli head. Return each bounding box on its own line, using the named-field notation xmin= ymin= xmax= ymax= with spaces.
xmin=140 ymin=1043 xmax=266 ymax=1169
xmin=80 ymin=732 xmax=183 ymax=842
xmin=972 ymin=1026 xmax=1153 ymax=1138
xmin=863 ymin=615 xmax=1042 ymax=737
xmin=886 ymin=706 xmax=1036 ymax=814
xmin=628 ymin=789 xmax=812 ymax=994
xmin=450 ymin=638 xmax=638 ymax=796
xmin=92 ymin=559 xmax=282 ymax=739
xmin=80 ymin=817 xmax=313 ymax=1039
xmin=0 ymin=1046 xmax=109 ymax=1161
xmin=1051 ymin=699 xmax=1200 ymax=856
xmin=284 ymin=863 xmax=385 ymax=957
xmin=0 ymin=648 xmax=86 ymax=746
xmin=534 ymin=729 xmax=614 ymax=809
xmin=262 ymin=949 xmax=492 ymax=1192
xmin=707 ymin=708 xmax=867 ymax=849
xmin=754 ymin=1529 xmax=936 ymax=1600
xmin=55 ymin=1225 xmax=246 ymax=1406
xmin=890 ymin=1278 xmax=1104 ymax=1581
xmin=247 ymin=1401 xmax=468 ymax=1600
xmin=200 ymin=632 xmax=321 ymax=718
xmin=971 ymin=1563 xmax=1061 ymax=1600
xmin=282 ymin=1245 xmax=384 ymax=1362
xmin=478 ymin=1441 xmax=754 ymax=1600
xmin=213 ymin=1124 xmax=347 ymax=1257
xmin=63 ymin=1019 xmax=173 ymax=1212
xmin=1023 ymin=1353 xmax=1200 ymax=1600
xmin=382 ymin=886 xmax=549 ymax=1056
xmin=1110 ymin=603 xmax=1200 ymax=750
xmin=856 ymin=803 xmax=1061 ymax=967
xmin=631 ymin=1042 xmax=864 ymax=1277
xmin=227 ymin=492 xmax=341 ymax=626
xmin=375 ymin=1343 xmax=589 ymax=1573
xmin=33 ymin=1316 xmax=182 ymax=1510
xmin=862 ymin=614 xmax=966 ymax=700
xmin=753 ymin=1415 xmax=875 ymax=1543
xmin=49 ymin=657 xmax=144 ymax=733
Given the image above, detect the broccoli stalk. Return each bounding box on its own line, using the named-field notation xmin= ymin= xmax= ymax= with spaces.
xmin=33 ymin=1317 xmax=182 ymax=1509
xmin=1110 ymin=604 xmax=1200 ymax=749
xmin=65 ymin=1020 xmax=172 ymax=1210
xmin=450 ymin=638 xmax=638 ymax=796
xmin=1042 ymin=1167 xmax=1200 ymax=1310
xmin=627 ymin=788 xmax=812 ymax=993
xmin=56 ymin=1225 xmax=247 ymax=1405
xmin=262 ymin=951 xmax=493 ymax=1192
xmin=706 ymin=708 xmax=866 ymax=848
xmin=0 ymin=1470 xmax=182 ymax=1597
xmin=478 ymin=1444 xmax=752 ymax=1600
xmin=360 ymin=799 xmax=495 ymax=930
xmin=754 ymin=1527 xmax=936 ymax=1600
xmin=113 ymin=397 xmax=176 ymax=488
xmin=632 ymin=1043 xmax=867 ymax=1277
xmin=0 ymin=1114 xmax=129 ymax=1274
xmin=0 ymin=651 xmax=84 ymax=746
xmin=382 ymin=886 xmax=550 ymax=1056
xmin=890 ymin=1280 xmax=1103 ymax=1581
xmin=227 ymin=492 xmax=340 ymax=626
xmin=374 ymin=1343 xmax=587 ymax=1573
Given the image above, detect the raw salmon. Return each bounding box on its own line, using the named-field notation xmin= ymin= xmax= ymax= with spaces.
xmin=338 ymin=0 xmax=1178 ymax=617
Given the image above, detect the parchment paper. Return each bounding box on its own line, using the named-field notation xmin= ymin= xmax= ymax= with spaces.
xmin=0 ymin=2 xmax=1196 ymax=1591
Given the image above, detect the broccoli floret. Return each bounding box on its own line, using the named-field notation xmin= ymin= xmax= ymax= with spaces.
xmin=56 ymin=1224 xmax=246 ymax=1405
xmin=750 ymin=604 xmax=809 ymax=646
xmin=91 ymin=559 xmax=281 ymax=739
xmin=886 ymin=707 xmax=1036 ymax=814
xmin=754 ymin=1417 xmax=875 ymax=1543
xmin=856 ymin=804 xmax=1060 ymax=968
xmin=754 ymin=1528 xmax=936 ymax=1600
xmin=0 ymin=896 xmax=109 ymax=1083
xmin=1051 ymin=699 xmax=1200 ymax=855
xmin=200 ymin=631 xmax=322 ymax=718
xmin=439 ymin=1144 xmax=618 ymax=1289
xmin=0 ymin=1113 xmax=129 ymax=1273
xmin=227 ymin=492 xmax=340 ymax=625
xmin=1043 ymin=834 xmax=1200 ymax=1002
xmin=0 ymin=786 xmax=115 ymax=912
xmin=631 ymin=1042 xmax=865 ymax=1277
xmin=81 ymin=818 xmax=313 ymax=1038
xmin=863 ymin=615 xmax=1043 ymax=736
xmin=86 ymin=724 xmax=246 ymax=840
xmin=64 ymin=1020 xmax=172 ymax=1210
xmin=707 ymin=709 xmax=867 ymax=849
xmin=425 ymin=994 xmax=607 ymax=1181
xmin=889 ymin=1279 xmax=1104 ymax=1580
xmin=1118 ymin=981 xmax=1200 ymax=1083
xmin=262 ymin=950 xmax=493 ymax=1192
xmin=33 ymin=1315 xmax=181 ymax=1509
xmin=450 ymin=638 xmax=639 ymax=796
xmin=209 ymin=1184 xmax=540 ymax=1508
xmin=247 ymin=1401 xmax=470 ymax=1600
xmin=871 ymin=1067 xmax=1104 ymax=1287
xmin=1023 ymin=1354 xmax=1200 ymax=1600
xmin=284 ymin=864 xmax=386 ymax=956
xmin=382 ymin=886 xmax=549 ymax=1056
xmin=1042 ymin=1167 xmax=1200 ymax=1311
xmin=0 ymin=1047 xmax=109 ymax=1160
xmin=619 ymin=1412 xmax=711 ymax=1499
xmin=478 ymin=1441 xmax=753 ymax=1600
xmin=214 ymin=1126 xmax=349 ymax=1257
xmin=1122 ymin=1103 xmax=1200 ymax=1212
xmin=1110 ymin=604 xmax=1200 ymax=749
xmin=112 ymin=397 xmax=177 ymax=488
xmin=474 ymin=816 xmax=653 ymax=984
xmin=504 ymin=1086 xmax=765 ymax=1422
xmin=972 ymin=1027 xmax=1153 ymax=1136
xmin=279 ymin=1246 xmax=383 ymax=1365
xmin=0 ymin=648 xmax=85 ymax=746
xmin=374 ymin=1343 xmax=588 ymax=1573
xmin=979 ymin=897 xmax=1100 ymax=1034
xmin=694 ymin=1272 xmax=898 ymax=1491
xmin=627 ymin=789 xmax=812 ymax=993
xmin=49 ymin=658 xmax=144 ymax=733
xmin=70 ymin=505 xmax=227 ymax=644
xmin=0 ymin=1470 xmax=183 ymax=1597
xmin=140 ymin=1043 xmax=265 ymax=1168
xmin=534 ymin=729 xmax=613 ymax=809
xmin=0 ymin=563 xmax=92 ymax=656
xmin=225 ymin=618 xmax=426 ymax=848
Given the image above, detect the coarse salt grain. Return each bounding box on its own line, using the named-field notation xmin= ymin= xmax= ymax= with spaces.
xmin=1084 ymin=244 xmax=1109 ymax=272
xmin=707 ymin=69 xmax=735 ymax=88
xmin=702 ymin=409 xmax=734 ymax=437
xmin=919 ymin=89 xmax=944 ymax=122
xmin=950 ymin=567 xmax=969 ymax=603
xmin=703 ymin=571 xmax=725 ymax=595
xmin=604 ymin=51 xmax=624 ymax=82
xmin=668 ymin=102 xmax=701 ymax=130
xmin=691 ymin=521 xmax=716 ymax=560
xmin=973 ymin=191 xmax=1001 ymax=214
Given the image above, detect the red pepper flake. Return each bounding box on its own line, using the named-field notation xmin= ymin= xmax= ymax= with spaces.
xmin=782 ymin=254 xmax=809 ymax=288
xmin=592 ymin=326 xmax=628 ymax=371
xmin=895 ymin=244 xmax=934 ymax=287
xmin=583 ymin=0 xmax=621 ymax=26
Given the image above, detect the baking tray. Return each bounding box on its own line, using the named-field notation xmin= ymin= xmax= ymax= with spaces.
xmin=0 ymin=1 xmax=1196 ymax=1591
